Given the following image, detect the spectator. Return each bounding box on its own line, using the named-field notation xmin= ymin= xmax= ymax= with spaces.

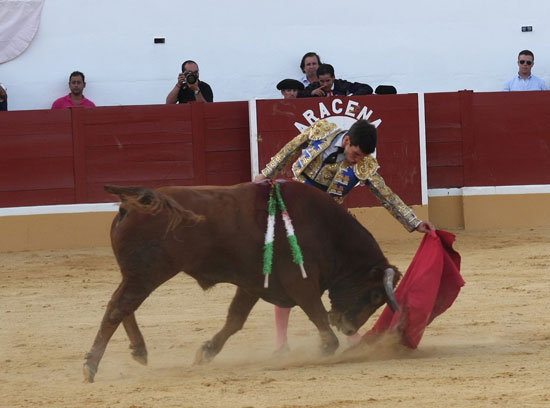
xmin=300 ymin=64 xmax=373 ymax=97
xmin=299 ymin=52 xmax=322 ymax=87
xmin=375 ymin=85 xmax=397 ymax=95
xmin=51 ymin=71 xmax=96 ymax=109
xmin=504 ymin=50 xmax=546 ymax=91
xmin=276 ymin=78 xmax=304 ymax=99
xmin=166 ymin=60 xmax=213 ymax=104
xmin=0 ymin=82 xmax=7 ymax=111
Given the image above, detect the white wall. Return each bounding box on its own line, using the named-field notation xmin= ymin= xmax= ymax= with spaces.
xmin=1 ymin=0 xmax=549 ymax=111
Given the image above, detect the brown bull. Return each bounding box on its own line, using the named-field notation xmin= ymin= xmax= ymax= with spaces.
xmin=83 ymin=180 xmax=401 ymax=382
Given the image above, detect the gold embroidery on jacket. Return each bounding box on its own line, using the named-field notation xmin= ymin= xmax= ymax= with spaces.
xmin=260 ymin=119 xmax=421 ymax=232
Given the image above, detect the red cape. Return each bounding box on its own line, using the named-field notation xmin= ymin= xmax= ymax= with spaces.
xmin=366 ymin=230 xmax=464 ymax=348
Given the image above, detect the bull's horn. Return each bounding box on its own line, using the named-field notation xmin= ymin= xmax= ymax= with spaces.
xmin=383 ymin=267 xmax=401 ymax=313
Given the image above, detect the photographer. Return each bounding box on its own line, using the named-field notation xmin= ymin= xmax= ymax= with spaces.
xmin=166 ymin=60 xmax=213 ymax=104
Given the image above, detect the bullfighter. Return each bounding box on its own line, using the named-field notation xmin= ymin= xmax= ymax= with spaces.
xmin=254 ymin=118 xmax=435 ymax=352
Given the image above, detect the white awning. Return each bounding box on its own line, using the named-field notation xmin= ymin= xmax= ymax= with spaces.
xmin=0 ymin=0 xmax=44 ymax=63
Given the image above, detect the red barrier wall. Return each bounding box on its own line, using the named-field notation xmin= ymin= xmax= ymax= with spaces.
xmin=2 ymin=91 xmax=550 ymax=209
xmin=0 ymin=109 xmax=74 ymax=206
xmin=424 ymin=92 xmax=464 ymax=188
xmin=0 ymin=102 xmax=251 ymax=207
xmin=202 ymin=101 xmax=251 ymax=186
xmin=467 ymin=91 xmax=550 ymax=186
xmin=425 ymin=90 xmax=550 ymax=188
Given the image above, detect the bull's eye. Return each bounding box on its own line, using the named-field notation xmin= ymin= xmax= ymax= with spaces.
xmin=370 ymin=290 xmax=384 ymax=305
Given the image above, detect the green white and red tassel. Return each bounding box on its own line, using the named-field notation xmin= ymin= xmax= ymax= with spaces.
xmin=263 ymin=184 xmax=277 ymax=288
xmin=263 ymin=181 xmax=307 ymax=288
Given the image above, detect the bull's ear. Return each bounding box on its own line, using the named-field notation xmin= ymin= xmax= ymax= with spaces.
xmin=369 ymin=268 xmax=383 ymax=280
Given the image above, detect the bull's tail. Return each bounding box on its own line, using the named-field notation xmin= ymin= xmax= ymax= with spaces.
xmin=104 ymin=185 xmax=204 ymax=232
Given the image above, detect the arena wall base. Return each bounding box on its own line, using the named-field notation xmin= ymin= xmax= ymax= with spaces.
xmin=427 ymin=195 xmax=465 ymax=230
xmin=0 ymin=212 xmax=116 ymax=252
xmin=0 ymin=206 xmax=427 ymax=252
xmin=462 ymin=193 xmax=550 ymax=230
xmin=2 ymin=192 xmax=549 ymax=252
xmin=428 ymin=192 xmax=550 ymax=230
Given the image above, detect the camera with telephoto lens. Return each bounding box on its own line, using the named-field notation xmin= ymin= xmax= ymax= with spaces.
xmin=184 ymin=71 xmax=198 ymax=85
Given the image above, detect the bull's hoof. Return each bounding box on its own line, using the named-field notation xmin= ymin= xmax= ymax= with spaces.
xmin=131 ymin=351 xmax=148 ymax=365
xmin=320 ymin=343 xmax=338 ymax=356
xmin=83 ymin=362 xmax=97 ymax=383
xmin=130 ymin=345 xmax=148 ymax=365
xmin=320 ymin=335 xmax=339 ymax=356
xmin=193 ymin=340 xmax=217 ymax=365
xmin=321 ymin=337 xmax=339 ymax=357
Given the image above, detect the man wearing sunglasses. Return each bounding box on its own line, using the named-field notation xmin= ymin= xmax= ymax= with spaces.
xmin=504 ymin=50 xmax=547 ymax=91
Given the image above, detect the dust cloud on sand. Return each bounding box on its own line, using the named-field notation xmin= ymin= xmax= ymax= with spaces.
xmin=1 ymin=228 xmax=549 ymax=407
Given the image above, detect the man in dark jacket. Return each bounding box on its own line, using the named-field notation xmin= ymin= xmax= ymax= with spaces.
xmin=299 ymin=63 xmax=373 ymax=98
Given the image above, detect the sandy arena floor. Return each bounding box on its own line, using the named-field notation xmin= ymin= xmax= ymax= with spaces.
xmin=1 ymin=227 xmax=549 ymax=407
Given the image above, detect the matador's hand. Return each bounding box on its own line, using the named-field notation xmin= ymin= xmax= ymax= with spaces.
xmin=254 ymin=174 xmax=267 ymax=183
xmin=415 ymin=220 xmax=436 ymax=234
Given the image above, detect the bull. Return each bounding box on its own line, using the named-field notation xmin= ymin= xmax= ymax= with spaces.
xmin=83 ymin=181 xmax=401 ymax=382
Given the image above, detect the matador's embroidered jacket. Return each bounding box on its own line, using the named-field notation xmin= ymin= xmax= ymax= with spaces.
xmin=261 ymin=119 xmax=421 ymax=232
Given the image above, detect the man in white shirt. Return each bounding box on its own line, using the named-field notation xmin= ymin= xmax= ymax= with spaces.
xmin=299 ymin=52 xmax=321 ymax=87
xmin=504 ymin=50 xmax=547 ymax=91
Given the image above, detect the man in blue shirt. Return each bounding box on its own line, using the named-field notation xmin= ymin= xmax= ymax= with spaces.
xmin=504 ymin=50 xmax=547 ymax=91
